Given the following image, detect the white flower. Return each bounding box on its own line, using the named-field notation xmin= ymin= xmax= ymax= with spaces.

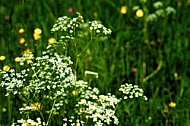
xmin=146 ymin=14 xmax=157 ymax=22
xmin=153 ymin=1 xmax=163 ymax=9
xmin=165 ymin=6 xmax=176 ymax=15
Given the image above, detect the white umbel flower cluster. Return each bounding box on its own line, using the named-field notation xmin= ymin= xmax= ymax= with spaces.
xmin=119 ymin=83 xmax=147 ymax=100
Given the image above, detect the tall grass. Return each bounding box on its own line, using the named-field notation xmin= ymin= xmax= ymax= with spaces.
xmin=0 ymin=0 xmax=190 ymax=125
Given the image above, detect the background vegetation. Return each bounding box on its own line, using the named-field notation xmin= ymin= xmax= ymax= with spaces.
xmin=0 ymin=0 xmax=190 ymax=125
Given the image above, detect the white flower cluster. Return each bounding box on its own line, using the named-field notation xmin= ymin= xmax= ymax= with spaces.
xmin=11 ymin=118 xmax=45 ymax=126
xmin=146 ymin=1 xmax=176 ymax=22
xmin=76 ymin=93 xmax=120 ymax=126
xmin=51 ymin=12 xmax=111 ymax=42
xmin=119 ymin=83 xmax=147 ymax=100
xmin=51 ymin=12 xmax=84 ymax=37
xmin=153 ymin=1 xmax=163 ymax=9
xmin=89 ymin=20 xmax=112 ymax=35
xmin=19 ymin=106 xmax=38 ymax=112
xmin=165 ymin=6 xmax=176 ymax=15
xmin=0 ymin=69 xmax=29 ymax=96
xmin=0 ymin=13 xmax=149 ymax=126
xmin=62 ymin=117 xmax=84 ymax=126
xmin=80 ymin=86 xmax=100 ymax=100
xmin=20 ymin=53 xmax=34 ymax=65
xmin=0 ymin=42 xmax=75 ymax=113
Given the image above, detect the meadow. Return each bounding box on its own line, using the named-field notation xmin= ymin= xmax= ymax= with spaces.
xmin=0 ymin=0 xmax=190 ymax=126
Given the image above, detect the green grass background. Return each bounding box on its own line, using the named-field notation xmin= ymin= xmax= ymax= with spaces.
xmin=0 ymin=0 xmax=190 ymax=125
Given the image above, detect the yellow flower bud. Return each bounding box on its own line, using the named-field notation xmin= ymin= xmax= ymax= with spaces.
xmin=19 ymin=37 xmax=25 ymax=44
xmin=163 ymin=106 xmax=169 ymax=113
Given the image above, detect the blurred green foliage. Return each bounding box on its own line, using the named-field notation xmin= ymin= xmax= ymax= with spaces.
xmin=0 ymin=0 xmax=190 ymax=125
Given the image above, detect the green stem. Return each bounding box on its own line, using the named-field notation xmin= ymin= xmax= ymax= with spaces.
xmin=141 ymin=2 xmax=149 ymax=84
xmin=46 ymin=99 xmax=56 ymax=126
xmin=39 ymin=109 xmax=46 ymax=124
xmin=142 ymin=49 xmax=163 ymax=83
xmin=77 ymin=39 xmax=92 ymax=57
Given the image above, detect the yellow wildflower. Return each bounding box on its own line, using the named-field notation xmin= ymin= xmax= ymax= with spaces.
xmin=19 ymin=37 xmax=25 ymax=44
xmin=25 ymin=123 xmax=32 ymax=126
xmin=169 ymin=102 xmax=176 ymax=108
xmin=18 ymin=28 xmax=25 ymax=34
xmin=0 ymin=55 xmax=6 ymax=61
xmin=33 ymin=28 xmax=42 ymax=40
xmin=34 ymin=28 xmax=42 ymax=35
xmin=23 ymin=49 xmax=32 ymax=54
xmin=163 ymin=106 xmax=169 ymax=113
xmin=3 ymin=65 xmax=10 ymax=72
xmin=76 ymin=122 xmax=81 ymax=126
xmin=15 ymin=57 xmax=21 ymax=62
xmin=30 ymin=102 xmax=41 ymax=111
xmin=33 ymin=33 xmax=41 ymax=40
xmin=120 ymin=6 xmax=127 ymax=14
xmin=136 ymin=9 xmax=144 ymax=18
xmin=48 ymin=37 xmax=56 ymax=44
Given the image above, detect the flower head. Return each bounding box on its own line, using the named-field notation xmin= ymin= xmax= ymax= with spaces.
xmin=3 ymin=65 xmax=10 ymax=72
xmin=34 ymin=28 xmax=42 ymax=35
xmin=136 ymin=9 xmax=144 ymax=18
xmin=33 ymin=34 xmax=41 ymax=40
xmin=19 ymin=37 xmax=25 ymax=44
xmin=30 ymin=102 xmax=41 ymax=111
xmin=48 ymin=37 xmax=56 ymax=44
xmin=68 ymin=7 xmax=74 ymax=13
xmin=169 ymin=102 xmax=176 ymax=108
xmin=18 ymin=28 xmax=25 ymax=34
xmin=120 ymin=6 xmax=127 ymax=14
xmin=33 ymin=28 xmax=42 ymax=40
xmin=15 ymin=57 xmax=22 ymax=62
xmin=0 ymin=55 xmax=6 ymax=61
xmin=23 ymin=49 xmax=32 ymax=54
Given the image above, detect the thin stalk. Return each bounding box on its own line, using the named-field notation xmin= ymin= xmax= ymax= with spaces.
xmin=141 ymin=2 xmax=149 ymax=84
xmin=46 ymin=99 xmax=56 ymax=126
xmin=39 ymin=109 xmax=46 ymax=124
xmin=142 ymin=49 xmax=162 ymax=83
xmin=77 ymin=39 xmax=92 ymax=57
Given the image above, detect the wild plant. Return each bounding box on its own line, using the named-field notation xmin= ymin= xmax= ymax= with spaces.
xmin=0 ymin=12 xmax=147 ymax=126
